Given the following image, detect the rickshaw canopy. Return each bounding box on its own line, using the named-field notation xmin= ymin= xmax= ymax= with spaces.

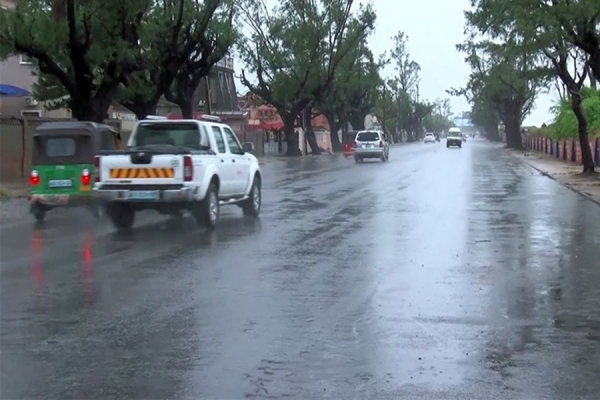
xmin=34 ymin=121 xmax=119 ymax=138
xmin=32 ymin=121 xmax=122 ymax=165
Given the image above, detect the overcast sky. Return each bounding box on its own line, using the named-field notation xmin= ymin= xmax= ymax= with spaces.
xmin=234 ymin=0 xmax=555 ymax=126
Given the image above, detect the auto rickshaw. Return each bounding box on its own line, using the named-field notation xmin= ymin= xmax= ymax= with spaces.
xmin=29 ymin=121 xmax=121 ymax=222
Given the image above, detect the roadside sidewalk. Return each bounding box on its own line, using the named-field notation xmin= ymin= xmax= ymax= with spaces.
xmin=0 ymin=180 xmax=30 ymax=225
xmin=0 ymin=179 xmax=28 ymax=200
xmin=509 ymin=149 xmax=600 ymax=205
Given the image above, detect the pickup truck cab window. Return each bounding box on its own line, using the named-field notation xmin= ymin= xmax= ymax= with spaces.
xmin=212 ymin=126 xmax=227 ymax=153
xmin=223 ymin=127 xmax=243 ymax=155
xmin=133 ymin=122 xmax=207 ymax=150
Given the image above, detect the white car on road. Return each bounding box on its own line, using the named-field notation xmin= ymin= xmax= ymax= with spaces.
xmin=353 ymin=130 xmax=390 ymax=163
xmin=94 ymin=116 xmax=262 ymax=230
xmin=424 ymin=132 xmax=436 ymax=143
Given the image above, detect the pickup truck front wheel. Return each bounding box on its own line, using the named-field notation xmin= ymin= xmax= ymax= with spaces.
xmin=242 ymin=177 xmax=261 ymax=217
xmin=193 ymin=183 xmax=219 ymax=229
xmin=106 ymin=203 xmax=136 ymax=229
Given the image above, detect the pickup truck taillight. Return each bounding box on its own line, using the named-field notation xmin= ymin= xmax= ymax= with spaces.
xmin=94 ymin=156 xmax=100 ymax=183
xmin=183 ymin=155 xmax=193 ymax=181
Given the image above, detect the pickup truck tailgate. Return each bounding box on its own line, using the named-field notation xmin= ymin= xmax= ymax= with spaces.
xmin=100 ymin=154 xmax=184 ymax=184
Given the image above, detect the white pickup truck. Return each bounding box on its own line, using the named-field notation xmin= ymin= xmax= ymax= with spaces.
xmin=94 ymin=116 xmax=262 ymax=230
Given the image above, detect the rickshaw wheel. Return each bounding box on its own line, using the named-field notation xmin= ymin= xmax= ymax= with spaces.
xmin=33 ymin=209 xmax=46 ymax=222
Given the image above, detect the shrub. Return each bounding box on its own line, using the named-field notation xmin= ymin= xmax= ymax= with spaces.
xmin=546 ymin=88 xmax=600 ymax=139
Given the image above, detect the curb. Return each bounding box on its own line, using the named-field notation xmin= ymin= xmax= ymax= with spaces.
xmin=506 ymin=149 xmax=600 ymax=206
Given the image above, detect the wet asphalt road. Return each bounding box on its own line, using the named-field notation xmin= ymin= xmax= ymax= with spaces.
xmin=2 ymin=140 xmax=600 ymax=399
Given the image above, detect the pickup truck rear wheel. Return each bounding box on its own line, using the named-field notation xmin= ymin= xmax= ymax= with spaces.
xmin=106 ymin=203 xmax=135 ymax=229
xmin=242 ymin=177 xmax=261 ymax=217
xmin=193 ymin=183 xmax=219 ymax=229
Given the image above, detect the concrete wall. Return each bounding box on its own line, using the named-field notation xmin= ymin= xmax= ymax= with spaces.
xmin=524 ymin=135 xmax=600 ymax=166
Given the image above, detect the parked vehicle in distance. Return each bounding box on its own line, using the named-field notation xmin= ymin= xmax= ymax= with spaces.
xmin=29 ymin=121 xmax=121 ymax=222
xmin=446 ymin=127 xmax=463 ymax=148
xmin=94 ymin=116 xmax=262 ymax=230
xmin=353 ymin=130 xmax=389 ymax=163
xmin=424 ymin=132 xmax=436 ymax=143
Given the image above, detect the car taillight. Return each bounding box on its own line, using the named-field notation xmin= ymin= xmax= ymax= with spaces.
xmin=29 ymin=170 xmax=39 ymax=186
xmin=352 ymin=141 xmax=357 ymax=148
xmin=379 ymin=140 xmax=383 ymax=147
xmin=183 ymin=155 xmax=193 ymax=181
xmin=94 ymin=156 xmax=100 ymax=183
xmin=81 ymin=169 xmax=91 ymax=185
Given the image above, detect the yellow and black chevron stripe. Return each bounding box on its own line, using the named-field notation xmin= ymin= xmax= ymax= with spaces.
xmin=109 ymin=168 xmax=175 ymax=179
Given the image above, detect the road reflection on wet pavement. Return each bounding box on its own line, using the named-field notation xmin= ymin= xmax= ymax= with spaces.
xmin=1 ymin=140 xmax=600 ymax=399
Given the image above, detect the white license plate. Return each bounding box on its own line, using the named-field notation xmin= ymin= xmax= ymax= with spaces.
xmin=128 ymin=191 xmax=158 ymax=200
xmin=48 ymin=179 xmax=72 ymax=188
xmin=368 ymin=144 xmax=374 ymax=148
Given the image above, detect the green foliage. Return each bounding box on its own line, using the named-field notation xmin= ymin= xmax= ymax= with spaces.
xmin=372 ymin=31 xmax=432 ymax=141
xmin=450 ymin=30 xmax=546 ymax=146
xmin=374 ymin=79 xmax=433 ymax=141
xmin=464 ymin=0 xmax=600 ymax=81
xmin=0 ymin=0 xmax=149 ymax=120
xmin=165 ymin=0 xmax=238 ymax=116
xmin=546 ymin=88 xmax=600 ymax=139
xmin=19 ymin=0 xmax=237 ymax=119
xmin=238 ymin=0 xmax=375 ymax=116
xmin=462 ymin=0 xmax=600 ymax=148
xmin=32 ymin=69 xmax=68 ymax=111
xmin=423 ymin=98 xmax=453 ymax=133
xmin=388 ymin=30 xmax=420 ymax=97
xmin=315 ymin=38 xmax=382 ymax=133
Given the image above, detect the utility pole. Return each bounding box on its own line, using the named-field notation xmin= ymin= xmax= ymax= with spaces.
xmin=382 ymin=84 xmax=386 ymax=133
xmin=204 ymin=76 xmax=212 ymax=114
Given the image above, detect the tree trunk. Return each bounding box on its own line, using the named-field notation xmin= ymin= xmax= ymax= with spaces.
xmin=348 ymin=112 xmax=365 ymax=130
xmin=302 ymin=108 xmax=321 ymax=155
xmin=283 ymin=114 xmax=302 ymax=156
xmin=178 ymin=96 xmax=194 ymax=119
xmin=485 ymin=122 xmax=500 ymax=142
xmin=571 ymin=93 xmax=595 ymax=172
xmin=121 ymin=97 xmax=158 ymax=120
xmin=276 ymin=130 xmax=284 ymax=154
xmin=69 ymin=94 xmax=112 ymax=123
xmin=165 ymin=71 xmax=203 ymax=119
xmin=588 ymin=48 xmax=600 ymax=83
xmin=503 ymin=114 xmax=523 ymax=149
xmin=325 ymin=113 xmax=342 ymax=152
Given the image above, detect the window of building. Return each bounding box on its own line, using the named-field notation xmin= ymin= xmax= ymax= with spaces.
xmin=19 ymin=54 xmax=33 ymax=65
xmin=20 ymin=110 xmax=42 ymax=117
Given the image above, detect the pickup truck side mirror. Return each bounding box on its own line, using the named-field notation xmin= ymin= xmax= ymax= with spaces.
xmin=242 ymin=142 xmax=254 ymax=153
